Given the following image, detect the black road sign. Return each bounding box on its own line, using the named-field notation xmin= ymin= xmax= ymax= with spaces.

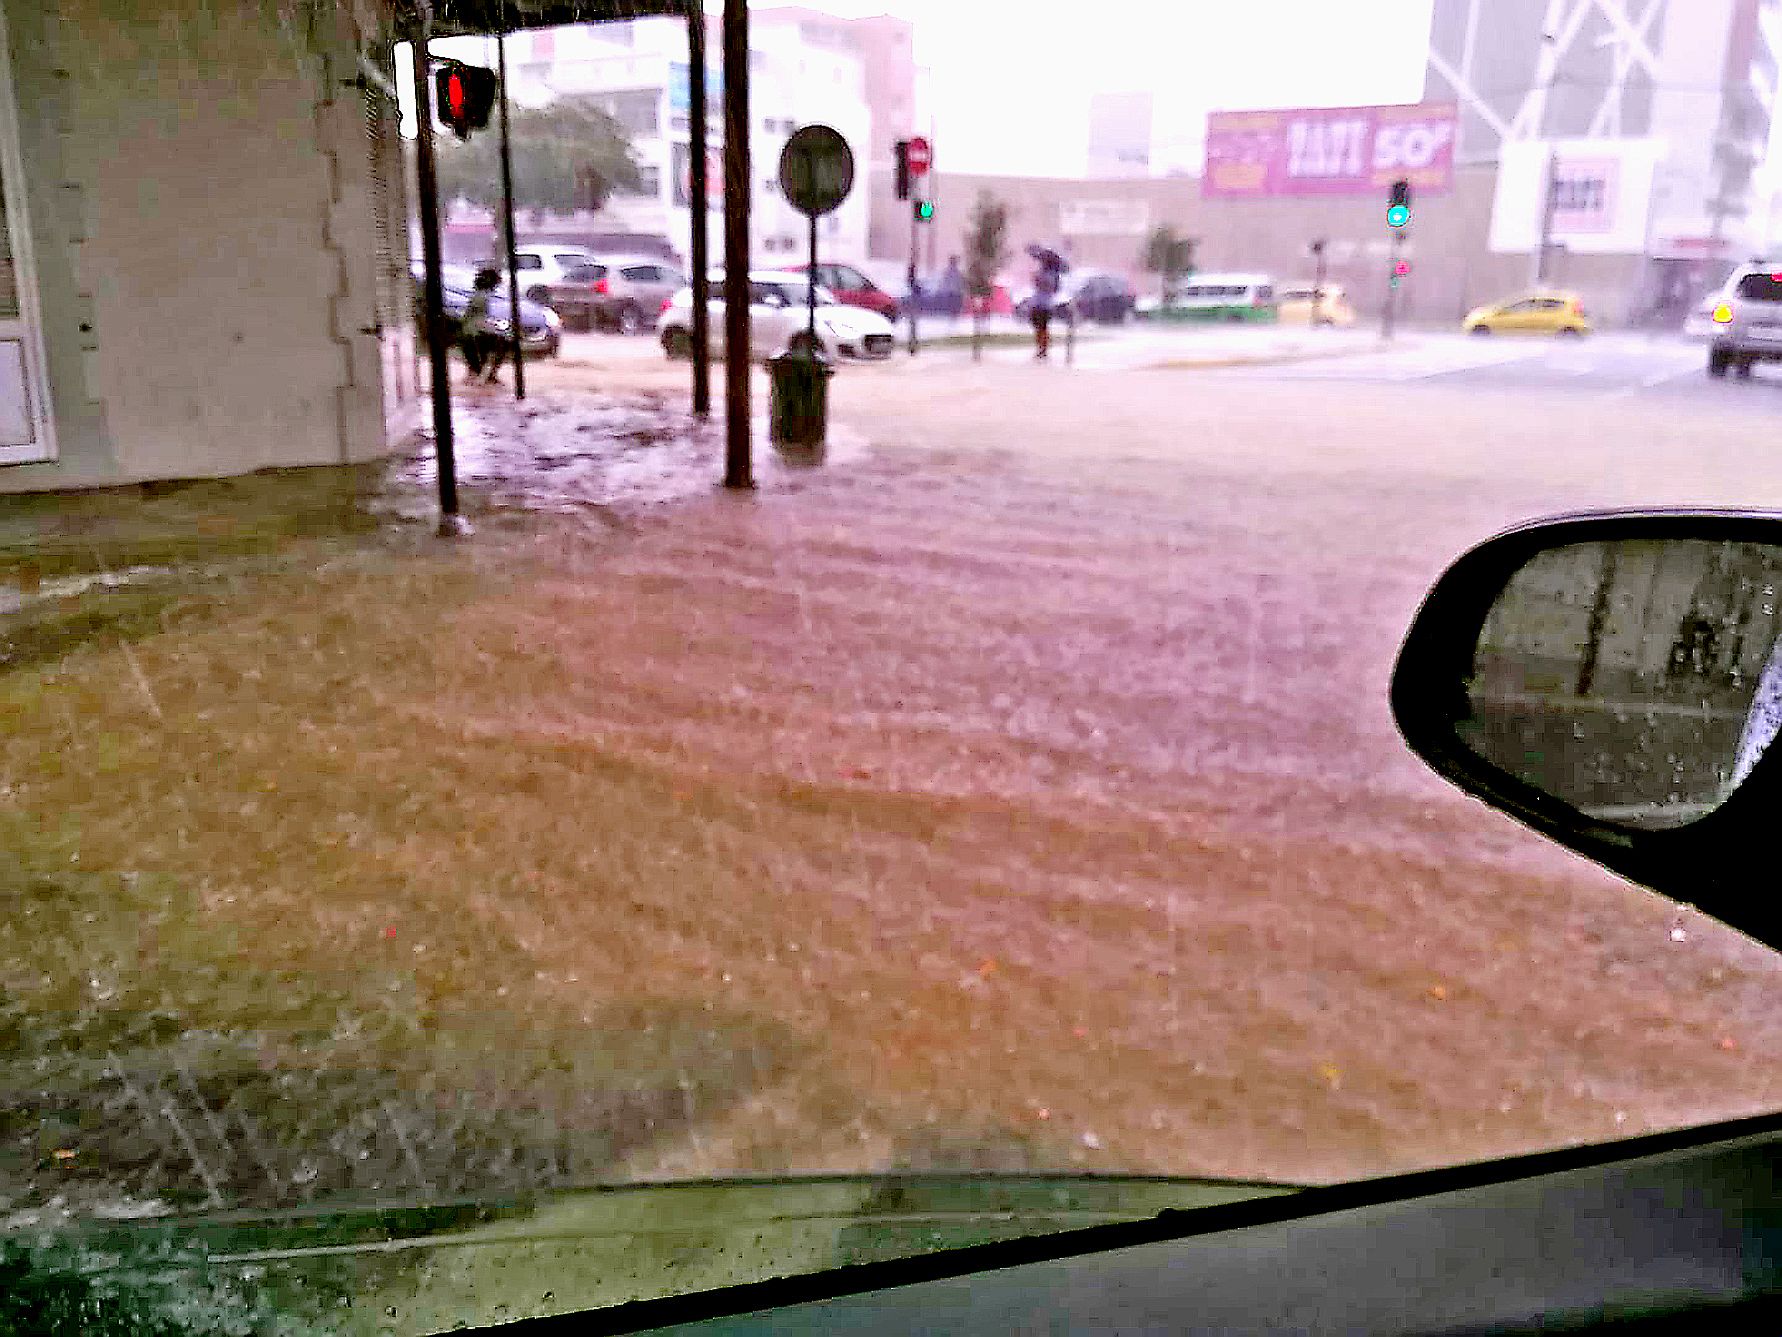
xmin=779 ymin=124 xmax=855 ymax=218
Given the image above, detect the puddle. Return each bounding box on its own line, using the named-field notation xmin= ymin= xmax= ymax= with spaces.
xmin=0 ymin=565 xmax=182 ymax=615
xmin=371 ymin=390 xmax=865 ymax=526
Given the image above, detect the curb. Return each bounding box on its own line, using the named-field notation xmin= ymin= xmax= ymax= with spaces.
xmin=1144 ymin=340 xmax=1403 ymax=372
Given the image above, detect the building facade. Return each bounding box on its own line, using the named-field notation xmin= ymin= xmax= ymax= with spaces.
xmin=448 ymin=11 xmax=874 ymax=271
xmin=2 ymin=0 xmax=417 ymax=495
xmin=1424 ymin=0 xmax=1782 ymax=313
xmin=1086 ymin=92 xmax=1154 ymax=179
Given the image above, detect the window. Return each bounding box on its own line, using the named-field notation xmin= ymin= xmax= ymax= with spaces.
xmin=554 ymin=253 xmax=589 ymax=269
xmin=622 ymin=265 xmax=658 ymax=281
xmin=565 ymin=264 xmax=607 ymax=283
xmin=1736 ymin=273 xmax=1782 ymax=302
xmin=833 ymin=266 xmax=865 ymax=289
xmin=516 ymin=254 xmax=543 ymax=270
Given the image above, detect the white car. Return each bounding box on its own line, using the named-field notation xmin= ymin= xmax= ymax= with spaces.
xmin=659 ymin=271 xmax=897 ymax=362
xmin=508 ymin=244 xmax=602 ymax=304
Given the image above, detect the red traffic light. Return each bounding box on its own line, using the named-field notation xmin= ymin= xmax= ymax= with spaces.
xmin=435 ymin=63 xmax=498 ymax=139
xmin=1394 ymin=260 xmax=1411 ymax=277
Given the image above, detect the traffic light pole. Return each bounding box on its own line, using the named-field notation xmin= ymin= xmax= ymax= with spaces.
xmin=494 ymin=24 xmax=524 ymax=402
xmin=1382 ymin=227 xmax=1404 ymax=341
xmin=407 ymin=5 xmax=464 ymax=535
xmin=907 ymin=208 xmax=920 ymax=356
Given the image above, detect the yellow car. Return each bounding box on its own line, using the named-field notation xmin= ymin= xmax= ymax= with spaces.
xmin=1463 ymin=291 xmax=1593 ymax=337
xmin=1276 ymin=283 xmax=1357 ymax=327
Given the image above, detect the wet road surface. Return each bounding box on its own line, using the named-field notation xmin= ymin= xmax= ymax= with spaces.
xmin=6 ymin=351 xmax=1782 ymax=1225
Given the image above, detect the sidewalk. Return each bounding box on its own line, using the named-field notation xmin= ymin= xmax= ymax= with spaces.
xmin=902 ymin=321 xmax=1409 ymax=371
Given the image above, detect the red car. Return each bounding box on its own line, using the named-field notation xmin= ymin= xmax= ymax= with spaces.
xmin=780 ymin=262 xmax=901 ymax=322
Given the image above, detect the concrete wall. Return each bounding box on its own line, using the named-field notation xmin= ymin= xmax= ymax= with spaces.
xmin=1 ymin=0 xmax=404 ymax=495
xmin=884 ymin=165 xmax=1651 ymax=325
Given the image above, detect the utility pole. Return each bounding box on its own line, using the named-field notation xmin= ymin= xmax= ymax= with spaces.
xmin=1532 ymin=28 xmax=1559 ymax=287
xmin=494 ymin=22 xmax=524 ymax=401
xmin=687 ymin=6 xmax=710 ymax=417
xmin=1383 ymin=228 xmax=1404 ymax=340
xmin=1310 ymin=238 xmax=1328 ymax=325
xmin=721 ymin=0 xmax=751 ymax=489
xmin=907 ymin=203 xmax=920 ymax=355
xmin=406 ymin=3 xmax=465 ymax=536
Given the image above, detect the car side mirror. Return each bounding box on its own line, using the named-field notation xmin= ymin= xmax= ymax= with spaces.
xmin=1392 ymin=511 xmax=1782 ymax=948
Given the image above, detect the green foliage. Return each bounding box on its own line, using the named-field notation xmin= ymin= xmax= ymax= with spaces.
xmin=431 ymin=98 xmax=643 ymax=218
xmin=963 ymin=193 xmax=1010 ymax=300
xmin=1141 ymin=225 xmax=1197 ymax=289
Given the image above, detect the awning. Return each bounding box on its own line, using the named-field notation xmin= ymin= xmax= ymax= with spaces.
xmin=391 ymin=0 xmax=693 ymax=38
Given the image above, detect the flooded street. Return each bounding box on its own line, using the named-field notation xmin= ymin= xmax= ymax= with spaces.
xmin=5 ymin=351 xmax=1782 ymax=1227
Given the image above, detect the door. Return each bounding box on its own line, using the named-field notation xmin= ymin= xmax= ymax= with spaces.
xmin=1492 ymin=298 xmax=1543 ymax=332
xmin=748 ymin=280 xmax=794 ymax=356
xmin=0 ymin=2 xmax=53 ymax=466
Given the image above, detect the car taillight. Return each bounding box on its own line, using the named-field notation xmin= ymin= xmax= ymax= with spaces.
xmin=661 ymin=296 xmax=674 ymax=313
xmin=595 ymin=278 xmax=609 ymax=296
xmin=1714 ymin=303 xmax=1735 ymax=324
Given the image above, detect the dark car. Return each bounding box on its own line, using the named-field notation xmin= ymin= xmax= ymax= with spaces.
xmin=408 ymin=262 xmax=562 ymax=358
xmin=1016 ymin=272 xmax=1137 ymax=325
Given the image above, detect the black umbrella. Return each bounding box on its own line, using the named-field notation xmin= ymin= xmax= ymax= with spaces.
xmin=1027 ymin=244 xmax=1068 ymax=273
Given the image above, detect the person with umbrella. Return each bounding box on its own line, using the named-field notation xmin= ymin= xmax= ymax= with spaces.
xmin=1027 ymin=244 xmax=1068 ymax=360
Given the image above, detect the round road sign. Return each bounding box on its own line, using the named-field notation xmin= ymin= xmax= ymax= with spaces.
xmin=907 ymin=135 xmax=931 ymax=175
xmin=778 ymin=124 xmax=855 ymax=218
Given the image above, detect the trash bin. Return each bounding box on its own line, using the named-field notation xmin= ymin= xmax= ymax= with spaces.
xmin=768 ymin=336 xmax=833 ymax=449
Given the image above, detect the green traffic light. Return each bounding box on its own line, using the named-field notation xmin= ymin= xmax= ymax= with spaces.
xmin=1387 ymin=204 xmax=1409 ymax=228
xmin=916 ymin=200 xmax=935 ymax=221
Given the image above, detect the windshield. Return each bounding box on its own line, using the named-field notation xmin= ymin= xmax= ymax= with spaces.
xmin=5 ymin=1 xmax=1778 ymax=1331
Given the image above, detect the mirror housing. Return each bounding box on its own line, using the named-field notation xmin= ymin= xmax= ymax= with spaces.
xmin=1392 ymin=509 xmax=1782 ymax=950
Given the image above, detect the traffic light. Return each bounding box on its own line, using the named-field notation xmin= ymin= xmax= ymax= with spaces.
xmin=435 ymin=63 xmax=498 ymax=140
xmin=1393 ymin=260 xmax=1411 ymax=277
xmin=894 ymin=139 xmax=912 ymax=202
xmin=914 ymin=198 xmax=934 ymax=222
xmin=1387 ymin=179 xmax=1411 ymax=229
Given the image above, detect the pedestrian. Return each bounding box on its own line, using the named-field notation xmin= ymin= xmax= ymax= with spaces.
xmin=461 ymin=267 xmax=510 ymax=385
xmin=939 ymin=255 xmax=965 ymax=317
xmin=1026 ymin=245 xmax=1067 ymax=361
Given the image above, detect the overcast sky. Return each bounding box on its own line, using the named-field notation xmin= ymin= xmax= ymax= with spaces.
xmin=795 ymin=0 xmax=1438 ymax=176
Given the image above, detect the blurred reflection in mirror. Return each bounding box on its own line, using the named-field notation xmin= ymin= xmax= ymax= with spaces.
xmin=1461 ymin=539 xmax=1782 ymax=830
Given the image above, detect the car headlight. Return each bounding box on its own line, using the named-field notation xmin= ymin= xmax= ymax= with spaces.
xmin=488 ymin=318 xmax=512 ymax=333
xmin=541 ymin=309 xmax=562 ymax=331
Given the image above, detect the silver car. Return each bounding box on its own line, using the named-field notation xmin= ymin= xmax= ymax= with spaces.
xmin=1699 ymin=265 xmax=1782 ymax=378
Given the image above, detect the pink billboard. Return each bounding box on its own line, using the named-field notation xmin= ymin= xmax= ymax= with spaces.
xmin=1203 ymin=103 xmax=1458 ymax=199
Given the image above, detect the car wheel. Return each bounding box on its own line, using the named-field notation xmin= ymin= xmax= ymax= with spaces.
xmin=663 ymin=327 xmax=693 ymax=360
xmin=525 ymin=285 xmax=550 ymax=305
xmin=1708 ymin=347 xmax=1732 ymax=377
xmin=1556 ymin=326 xmax=1585 ymax=339
xmin=1469 ymin=324 xmax=1493 ymax=337
xmin=616 ymin=304 xmax=644 ymax=336
xmin=1737 ymin=356 xmax=1756 ymax=379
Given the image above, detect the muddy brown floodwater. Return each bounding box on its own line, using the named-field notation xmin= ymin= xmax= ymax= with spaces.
xmin=5 ymin=353 xmax=1782 ymax=1219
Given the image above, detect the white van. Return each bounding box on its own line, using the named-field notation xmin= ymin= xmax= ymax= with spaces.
xmin=1137 ymin=273 xmax=1278 ymax=323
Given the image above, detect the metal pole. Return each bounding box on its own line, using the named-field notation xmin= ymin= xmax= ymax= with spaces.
xmin=495 ymin=23 xmax=525 ymax=401
xmin=907 ymin=208 xmax=919 ymax=355
xmin=1312 ymin=241 xmax=1327 ymax=324
xmin=407 ymin=5 xmax=463 ymax=533
xmin=1535 ymin=145 xmax=1559 ymax=286
xmin=808 ymin=211 xmax=818 ymax=347
xmin=1383 ymin=228 xmax=1402 ymax=341
xmin=722 ymin=0 xmax=751 ymax=488
xmin=688 ymin=3 xmax=711 ymax=417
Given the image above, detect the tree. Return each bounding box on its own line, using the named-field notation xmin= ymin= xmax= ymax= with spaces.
xmin=429 ymin=98 xmax=643 ymax=225
xmin=963 ymin=192 xmax=1010 ymax=362
xmin=1142 ymin=224 xmax=1196 ymax=299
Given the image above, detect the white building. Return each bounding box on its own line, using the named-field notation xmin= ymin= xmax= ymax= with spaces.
xmin=1425 ymin=0 xmax=1782 ymax=315
xmin=436 ymin=16 xmax=871 ymax=270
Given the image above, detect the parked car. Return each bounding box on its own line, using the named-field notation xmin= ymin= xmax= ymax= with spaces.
xmin=506 ymin=243 xmax=602 ymax=304
xmin=659 ymin=272 xmax=897 ymax=362
xmin=547 ymin=257 xmax=687 ymax=335
xmin=408 ymin=261 xmax=562 ymax=358
xmin=1275 ymin=283 xmax=1358 ymax=327
xmin=1010 ymin=273 xmax=1135 ymax=326
xmin=1694 ymin=265 xmax=1782 ymax=377
xmin=1462 ymin=290 xmax=1592 ymax=337
xmin=779 ymin=262 xmax=902 ymax=322
xmin=1135 ymin=274 xmax=1278 ymax=322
